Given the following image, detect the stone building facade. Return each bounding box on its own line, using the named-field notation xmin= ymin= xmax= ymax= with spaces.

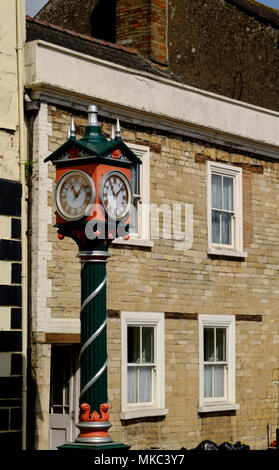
xmin=48 ymin=107 xmax=279 ymax=450
xmin=24 ymin=15 xmax=279 ymax=449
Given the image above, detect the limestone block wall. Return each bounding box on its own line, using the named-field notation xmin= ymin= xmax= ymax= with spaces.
xmin=32 ymin=103 xmax=279 ymax=450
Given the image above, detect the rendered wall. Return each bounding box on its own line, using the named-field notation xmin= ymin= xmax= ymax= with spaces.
xmin=0 ymin=0 xmax=25 ymax=450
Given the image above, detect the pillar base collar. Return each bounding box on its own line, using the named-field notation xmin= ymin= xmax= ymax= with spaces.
xmin=78 ymin=250 xmax=111 ymax=262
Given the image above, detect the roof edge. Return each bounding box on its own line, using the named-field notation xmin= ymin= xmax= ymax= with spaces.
xmin=26 ymin=15 xmax=137 ymax=55
xmin=227 ymin=0 xmax=279 ymax=27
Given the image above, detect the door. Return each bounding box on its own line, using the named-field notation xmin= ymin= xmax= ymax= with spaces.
xmin=49 ymin=345 xmax=80 ymax=450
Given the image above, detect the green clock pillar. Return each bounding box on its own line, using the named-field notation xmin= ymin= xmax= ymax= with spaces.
xmin=44 ymin=105 xmax=141 ymax=450
xmin=76 ymin=246 xmax=113 ymax=446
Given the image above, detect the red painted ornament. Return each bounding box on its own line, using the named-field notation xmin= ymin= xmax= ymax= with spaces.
xmin=68 ymin=147 xmax=80 ymax=159
xmin=112 ymin=149 xmax=122 ymax=159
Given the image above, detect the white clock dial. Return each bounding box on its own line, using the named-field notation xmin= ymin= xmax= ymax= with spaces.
xmin=99 ymin=170 xmax=132 ymax=220
xmin=55 ymin=170 xmax=96 ymax=221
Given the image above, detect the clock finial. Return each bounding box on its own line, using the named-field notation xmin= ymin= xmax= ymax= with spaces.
xmin=87 ymin=105 xmax=99 ymax=126
xmin=110 ymin=125 xmax=115 ymax=141
xmin=80 ymin=104 xmax=106 ymax=143
xmin=115 ymin=118 xmax=121 ymax=139
xmin=69 ymin=116 xmax=76 ymax=140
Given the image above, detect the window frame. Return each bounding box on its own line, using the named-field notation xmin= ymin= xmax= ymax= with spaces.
xmin=121 ymin=311 xmax=168 ymax=420
xmin=203 ymin=326 xmax=228 ymax=402
xmin=207 ymin=161 xmax=247 ymax=258
xmin=198 ymin=314 xmax=239 ymax=413
xmin=113 ymin=143 xmax=153 ymax=248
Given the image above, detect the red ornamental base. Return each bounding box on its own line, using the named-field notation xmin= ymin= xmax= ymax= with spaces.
xmin=76 ymin=403 xmax=113 ymax=444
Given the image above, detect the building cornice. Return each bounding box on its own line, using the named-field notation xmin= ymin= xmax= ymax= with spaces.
xmin=25 ymin=40 xmax=279 ymax=159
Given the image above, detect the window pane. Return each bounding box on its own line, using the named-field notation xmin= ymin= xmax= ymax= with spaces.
xmin=204 ymin=365 xmax=212 ymax=398
xmin=221 ymin=212 xmax=232 ymax=245
xmin=127 ymin=366 xmax=137 ymax=403
xmin=128 ymin=327 xmax=140 ymax=363
xmin=142 ymin=327 xmax=154 ymax=363
xmin=52 ymin=406 xmax=63 ymax=414
xmin=223 ymin=176 xmax=233 ymax=211
xmin=214 ymin=365 xmax=224 ymax=397
xmin=51 ymin=355 xmax=63 ymax=407
xmin=211 ymin=174 xmax=222 ymax=209
xmin=130 ymin=165 xmax=140 ymax=234
xmin=130 ymin=199 xmax=139 ymax=233
xmin=130 ymin=164 xmax=140 ymax=195
xmin=211 ymin=210 xmax=220 ymax=244
xmin=64 ymin=382 xmax=69 ymax=407
xmin=204 ymin=328 xmax=214 ymax=362
xmin=139 ymin=367 xmax=152 ymax=402
xmin=216 ymin=328 xmax=226 ymax=361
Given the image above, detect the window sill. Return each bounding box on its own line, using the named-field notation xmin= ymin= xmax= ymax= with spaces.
xmin=120 ymin=408 xmax=168 ymax=420
xmin=198 ymin=403 xmax=240 ymax=413
xmin=207 ymin=247 xmax=247 ymax=258
xmin=112 ymin=238 xmax=154 ymax=248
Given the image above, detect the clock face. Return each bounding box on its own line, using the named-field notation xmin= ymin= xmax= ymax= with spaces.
xmin=99 ymin=170 xmax=132 ymax=220
xmin=55 ymin=170 xmax=96 ymax=221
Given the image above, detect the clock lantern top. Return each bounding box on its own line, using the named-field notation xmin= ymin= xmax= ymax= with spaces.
xmin=44 ymin=105 xmax=141 ymax=169
xmin=45 ymin=105 xmax=142 ymax=247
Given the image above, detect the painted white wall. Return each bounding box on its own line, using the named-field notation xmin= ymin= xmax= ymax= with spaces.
xmin=25 ymin=40 xmax=279 ymax=151
xmin=0 ymin=0 xmax=18 ymax=131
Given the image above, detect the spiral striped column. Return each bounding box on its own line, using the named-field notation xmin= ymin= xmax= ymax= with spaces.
xmin=76 ymin=249 xmax=112 ymax=444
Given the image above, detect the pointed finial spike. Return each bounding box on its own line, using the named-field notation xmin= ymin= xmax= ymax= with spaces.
xmin=69 ymin=116 xmax=76 ymax=139
xmin=70 ymin=117 xmax=76 ymax=134
xmin=110 ymin=125 xmax=115 ymax=141
xmin=116 ymin=118 xmax=121 ymax=138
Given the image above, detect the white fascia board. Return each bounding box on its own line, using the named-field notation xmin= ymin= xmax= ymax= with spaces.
xmin=25 ymin=40 xmax=279 ymax=149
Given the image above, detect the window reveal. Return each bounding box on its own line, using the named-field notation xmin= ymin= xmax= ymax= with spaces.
xmin=127 ymin=326 xmax=155 ymax=404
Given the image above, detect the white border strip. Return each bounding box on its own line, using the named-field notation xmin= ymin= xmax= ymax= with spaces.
xmin=25 ymin=40 xmax=279 ymax=149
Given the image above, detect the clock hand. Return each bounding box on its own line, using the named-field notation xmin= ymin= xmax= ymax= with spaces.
xmin=71 ymin=184 xmax=78 ymax=197
xmin=76 ymin=185 xmax=85 ymax=197
xmin=115 ymin=184 xmax=124 ymax=198
xmin=109 ymin=181 xmax=116 ymax=197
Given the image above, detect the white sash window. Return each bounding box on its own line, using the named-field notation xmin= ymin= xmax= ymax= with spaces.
xmin=113 ymin=144 xmax=153 ymax=248
xmin=199 ymin=315 xmax=240 ymax=413
xmin=207 ymin=161 xmax=247 ymax=258
xmin=121 ymin=311 xmax=168 ymax=420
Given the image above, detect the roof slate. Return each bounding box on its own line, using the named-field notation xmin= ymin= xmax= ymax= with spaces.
xmin=26 ymin=16 xmax=175 ymax=81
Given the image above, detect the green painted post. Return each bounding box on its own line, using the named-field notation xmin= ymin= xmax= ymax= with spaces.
xmin=58 ymin=240 xmax=130 ymax=449
xmin=79 ymin=250 xmax=109 ymax=412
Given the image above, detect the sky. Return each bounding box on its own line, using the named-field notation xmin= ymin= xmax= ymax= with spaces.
xmin=25 ymin=0 xmax=279 ymax=17
xmin=26 ymin=0 xmax=279 ymax=16
xmin=26 ymin=0 xmax=49 ymax=17
xmin=257 ymin=0 xmax=279 ymax=8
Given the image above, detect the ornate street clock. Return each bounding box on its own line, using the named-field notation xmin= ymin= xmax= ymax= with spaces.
xmin=45 ymin=105 xmax=141 ymax=245
xmin=45 ymin=105 xmax=141 ymax=450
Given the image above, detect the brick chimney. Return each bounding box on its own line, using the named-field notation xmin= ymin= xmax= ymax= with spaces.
xmin=116 ymin=0 xmax=168 ymax=66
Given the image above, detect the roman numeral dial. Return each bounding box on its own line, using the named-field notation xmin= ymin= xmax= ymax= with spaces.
xmin=99 ymin=170 xmax=132 ymax=221
xmin=55 ymin=170 xmax=96 ymax=221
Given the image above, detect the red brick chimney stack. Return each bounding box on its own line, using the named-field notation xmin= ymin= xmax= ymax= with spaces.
xmin=116 ymin=0 xmax=168 ymax=66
